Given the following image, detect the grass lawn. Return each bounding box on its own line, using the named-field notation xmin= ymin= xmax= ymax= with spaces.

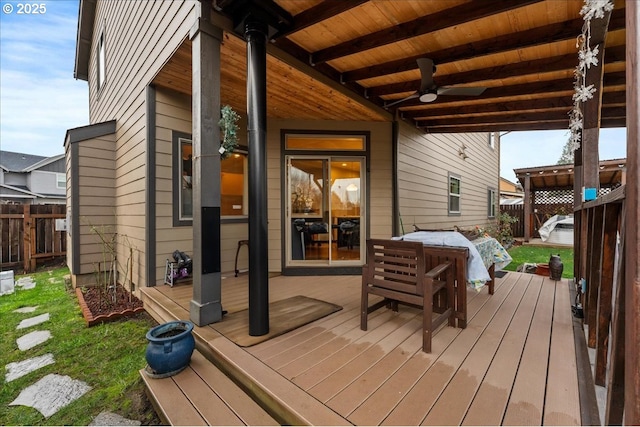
xmin=0 ymin=266 xmax=160 ymax=426
xmin=504 ymin=245 xmax=574 ymax=278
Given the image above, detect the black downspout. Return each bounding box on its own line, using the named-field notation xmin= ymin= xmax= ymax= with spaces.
xmin=392 ymin=120 xmax=399 ymax=236
xmin=245 ymin=18 xmax=269 ymax=336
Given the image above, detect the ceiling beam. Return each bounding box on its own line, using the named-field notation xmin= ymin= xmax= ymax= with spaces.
xmin=387 ymin=70 xmax=625 ymax=109
xmin=401 ymin=90 xmax=626 ymax=120
xmin=368 ymin=45 xmax=626 ymax=97
xmin=310 ymin=0 xmax=541 ymax=65
xmin=416 ymin=106 xmax=625 ymax=128
xmin=421 ymin=117 xmax=625 ymax=133
xmin=343 ymin=7 xmax=625 ymax=82
xmin=273 ymin=0 xmax=368 ymax=38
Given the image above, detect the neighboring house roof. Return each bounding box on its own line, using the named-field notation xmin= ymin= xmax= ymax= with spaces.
xmin=500 ymin=198 xmax=523 ymax=205
xmin=0 ymin=150 xmax=47 ymax=172
xmin=0 ymin=183 xmax=38 ymax=199
xmin=499 ymin=177 xmax=523 ymax=191
xmin=24 ymin=154 xmax=65 ymax=172
xmin=0 ymin=183 xmax=65 ymax=200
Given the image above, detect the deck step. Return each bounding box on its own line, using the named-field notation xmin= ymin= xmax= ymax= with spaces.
xmin=141 ymin=286 xmax=351 ymax=426
xmin=140 ymin=349 xmax=279 ymax=426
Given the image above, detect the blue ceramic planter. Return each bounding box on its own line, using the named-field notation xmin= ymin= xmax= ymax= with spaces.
xmin=145 ymin=320 xmax=195 ymax=378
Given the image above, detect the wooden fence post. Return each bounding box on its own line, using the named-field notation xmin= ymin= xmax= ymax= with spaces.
xmin=22 ymin=205 xmax=30 ymax=272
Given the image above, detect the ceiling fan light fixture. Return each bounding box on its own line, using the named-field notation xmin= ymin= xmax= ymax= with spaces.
xmin=419 ymin=91 xmax=437 ymax=103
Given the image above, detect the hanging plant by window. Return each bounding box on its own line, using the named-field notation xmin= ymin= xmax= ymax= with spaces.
xmin=218 ymin=105 xmax=240 ymax=160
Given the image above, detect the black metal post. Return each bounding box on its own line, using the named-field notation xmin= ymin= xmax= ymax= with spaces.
xmin=245 ymin=18 xmax=269 ymax=336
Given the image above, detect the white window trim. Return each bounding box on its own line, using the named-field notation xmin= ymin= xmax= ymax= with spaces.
xmin=56 ymin=173 xmax=65 ymax=189
xmin=448 ymin=173 xmax=461 ymax=215
xmin=487 ymin=187 xmax=497 ymax=218
xmin=488 ymin=132 xmax=496 ymax=149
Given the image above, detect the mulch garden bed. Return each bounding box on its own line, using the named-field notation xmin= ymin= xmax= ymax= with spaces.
xmin=76 ymin=285 xmax=145 ymax=326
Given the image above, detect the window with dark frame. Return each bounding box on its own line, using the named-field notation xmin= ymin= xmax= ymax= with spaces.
xmin=174 ymin=133 xmax=248 ymax=225
xmin=97 ymin=32 xmax=105 ymax=91
xmin=448 ymin=174 xmax=461 ymax=214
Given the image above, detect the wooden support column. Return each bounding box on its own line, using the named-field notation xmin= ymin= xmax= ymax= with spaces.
xmin=581 ymin=8 xmax=611 ymax=196
xmin=523 ymin=174 xmax=531 ymax=242
xmin=624 ymin=0 xmax=640 ymax=423
xmin=189 ymin=0 xmax=224 ymax=326
xmin=22 ymin=204 xmax=33 ymax=272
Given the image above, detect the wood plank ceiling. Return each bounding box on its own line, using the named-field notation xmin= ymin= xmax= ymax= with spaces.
xmin=154 ymin=0 xmax=627 ymax=134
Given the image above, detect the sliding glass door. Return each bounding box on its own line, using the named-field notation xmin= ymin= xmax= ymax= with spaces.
xmin=287 ymin=156 xmax=364 ymax=266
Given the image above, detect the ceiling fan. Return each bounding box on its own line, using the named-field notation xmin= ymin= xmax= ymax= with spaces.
xmin=384 ymin=58 xmax=487 ymax=108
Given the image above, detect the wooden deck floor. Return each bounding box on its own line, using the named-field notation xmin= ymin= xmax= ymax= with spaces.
xmin=141 ymin=271 xmax=584 ymax=426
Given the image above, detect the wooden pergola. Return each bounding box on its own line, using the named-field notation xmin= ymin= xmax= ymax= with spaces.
xmin=515 ymin=159 xmax=626 ymax=241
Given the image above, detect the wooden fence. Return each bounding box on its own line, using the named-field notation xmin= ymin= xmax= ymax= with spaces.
xmin=0 ymin=204 xmax=66 ymax=272
xmin=501 ymin=203 xmax=574 ymax=239
xmin=500 ymin=204 xmax=524 ymax=237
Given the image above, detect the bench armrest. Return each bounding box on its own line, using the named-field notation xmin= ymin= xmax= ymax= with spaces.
xmin=425 ymin=262 xmax=452 ymax=279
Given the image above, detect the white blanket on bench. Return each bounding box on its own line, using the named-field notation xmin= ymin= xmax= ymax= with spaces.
xmin=394 ymin=231 xmax=491 ymax=290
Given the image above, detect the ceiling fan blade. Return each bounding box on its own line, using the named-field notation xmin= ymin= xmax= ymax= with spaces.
xmin=416 ymin=58 xmax=435 ymax=93
xmin=384 ymin=92 xmax=419 ymax=108
xmin=437 ymin=86 xmax=487 ymax=96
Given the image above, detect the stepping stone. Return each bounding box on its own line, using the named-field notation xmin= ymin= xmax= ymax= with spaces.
xmin=90 ymin=411 xmax=141 ymax=426
xmin=17 ymin=330 xmax=52 ymax=351
xmin=17 ymin=313 xmax=49 ymax=330
xmin=9 ymin=373 xmax=91 ymax=418
xmin=14 ymin=306 xmax=38 ymax=314
xmin=16 ymin=277 xmax=36 ymax=290
xmin=5 ymin=353 xmax=55 ymax=382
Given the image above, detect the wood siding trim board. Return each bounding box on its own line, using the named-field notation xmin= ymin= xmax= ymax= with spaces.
xmin=146 ymin=85 xmax=157 ymax=287
xmin=69 ymin=141 xmax=80 ymax=274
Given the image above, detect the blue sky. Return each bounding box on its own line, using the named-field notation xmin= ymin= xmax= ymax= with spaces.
xmin=0 ymin=0 xmax=628 ymax=178
xmin=0 ymin=0 xmax=88 ymax=157
xmin=500 ymin=128 xmax=627 ymax=183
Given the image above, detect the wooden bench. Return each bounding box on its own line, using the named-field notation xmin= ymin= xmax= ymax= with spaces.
xmin=361 ymin=239 xmax=456 ymax=353
xmin=140 ymin=350 xmax=279 ymax=426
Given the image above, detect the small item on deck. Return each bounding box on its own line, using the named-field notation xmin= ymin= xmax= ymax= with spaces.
xmin=535 ymin=263 xmax=550 ymax=276
xmin=572 ymin=292 xmax=584 ymax=319
xmin=549 ymin=254 xmax=564 ymax=281
xmin=164 ymin=250 xmax=193 ymax=286
xmin=234 ymin=240 xmax=249 ymax=277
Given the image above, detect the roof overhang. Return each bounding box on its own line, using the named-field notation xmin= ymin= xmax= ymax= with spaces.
xmin=74 ymin=0 xmax=97 ymax=81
